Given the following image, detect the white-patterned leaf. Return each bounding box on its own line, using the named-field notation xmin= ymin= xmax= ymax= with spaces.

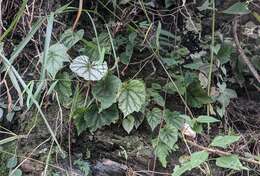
xmin=70 ymin=55 xmax=108 ymax=81
xmin=118 ymin=80 xmax=146 ymax=117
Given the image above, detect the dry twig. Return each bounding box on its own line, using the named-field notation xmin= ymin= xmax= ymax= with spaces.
xmin=186 ymin=139 xmax=260 ymax=166
xmin=72 ymin=0 xmax=83 ymax=31
xmin=233 ymin=17 xmax=260 ymax=83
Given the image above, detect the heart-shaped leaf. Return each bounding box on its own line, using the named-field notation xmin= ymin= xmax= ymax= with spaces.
xmin=152 ymin=139 xmax=171 ymax=168
xmin=122 ymin=115 xmax=135 ymax=134
xmin=146 ymin=108 xmax=162 ymax=131
xmin=70 ymin=55 xmax=108 ymax=81
xmin=44 ymin=44 xmax=70 ymax=78
xmin=73 ymin=104 xmax=119 ymax=134
xmin=118 ymin=80 xmax=146 ymax=117
xmin=92 ymin=73 xmax=121 ymax=111
xmin=160 ymin=125 xmax=178 ymax=149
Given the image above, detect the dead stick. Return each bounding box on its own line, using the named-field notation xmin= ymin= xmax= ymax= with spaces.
xmin=233 ymin=17 xmax=260 ymax=83
xmin=72 ymin=0 xmax=83 ymax=31
xmin=186 ymin=139 xmax=260 ymax=166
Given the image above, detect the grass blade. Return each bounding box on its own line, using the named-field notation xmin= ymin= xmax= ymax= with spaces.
xmin=0 ymin=0 xmax=28 ymax=42
xmin=0 ymin=53 xmax=64 ymax=154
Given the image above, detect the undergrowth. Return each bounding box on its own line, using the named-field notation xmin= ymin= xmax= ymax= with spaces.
xmin=0 ymin=0 xmax=260 ymax=176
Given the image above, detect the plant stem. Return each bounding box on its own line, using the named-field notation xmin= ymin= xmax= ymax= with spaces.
xmin=207 ymin=0 xmax=215 ymax=116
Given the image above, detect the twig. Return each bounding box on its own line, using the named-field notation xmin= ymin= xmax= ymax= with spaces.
xmin=233 ymin=17 xmax=260 ymax=83
xmin=186 ymin=139 xmax=260 ymax=166
xmin=72 ymin=0 xmax=83 ymax=31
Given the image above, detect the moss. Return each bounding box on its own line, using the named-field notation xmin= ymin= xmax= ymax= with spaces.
xmin=0 ymin=142 xmax=17 ymax=175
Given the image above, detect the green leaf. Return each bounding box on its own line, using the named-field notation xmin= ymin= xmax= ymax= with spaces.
xmin=41 ymin=13 xmax=54 ymax=81
xmin=217 ymin=83 xmax=237 ymax=108
xmin=196 ymin=115 xmax=219 ymax=123
xmin=44 ymin=44 xmax=70 ymax=78
xmin=146 ymin=108 xmax=162 ymax=131
xmin=120 ymin=44 xmax=133 ymax=64
xmin=85 ymin=104 xmax=119 ymax=132
xmin=11 ymin=169 xmax=22 ymax=176
xmin=187 ymin=81 xmax=212 ymax=108
xmin=163 ymin=76 xmax=187 ymax=95
xmin=164 ymin=110 xmax=185 ymax=129
xmin=252 ymin=56 xmax=260 ymax=71
xmin=122 ymin=115 xmax=135 ymax=134
xmin=119 ymin=32 xmax=137 ymax=64
xmin=74 ymin=159 xmax=91 ymax=176
xmin=118 ymin=80 xmax=146 ymax=117
xmin=172 ymin=151 xmax=209 ymax=176
xmin=210 ymin=135 xmax=240 ymax=149
xmin=129 ymin=32 xmax=137 ymax=44
xmin=83 ymin=32 xmax=111 ymax=61
xmin=216 ymin=155 xmax=248 ymax=170
xmin=160 ymin=125 xmax=178 ymax=149
xmin=165 ymin=0 xmax=175 ymax=8
xmin=73 ymin=104 xmax=119 ymax=134
xmin=223 ymin=2 xmax=250 ymax=15
xmin=59 ymin=28 xmax=84 ymax=49
xmin=7 ymin=156 xmax=17 ymax=169
xmin=147 ymin=88 xmax=165 ymax=107
xmin=216 ymin=83 xmax=237 ymax=117
xmin=92 ymin=73 xmax=121 ymax=111
xmin=54 ymin=72 xmax=72 ymax=106
xmin=212 ymin=44 xmax=221 ymax=54
xmin=217 ymin=43 xmax=233 ymax=64
xmin=197 ymin=0 xmax=212 ymax=11
xmin=152 ymin=139 xmax=172 ymax=168
xmin=70 ymin=55 xmax=108 ymax=81
xmin=73 ymin=108 xmax=89 ymax=135
xmin=183 ymin=60 xmax=205 ymax=70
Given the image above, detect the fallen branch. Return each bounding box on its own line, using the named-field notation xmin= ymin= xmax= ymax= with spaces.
xmin=186 ymin=139 xmax=260 ymax=166
xmin=233 ymin=17 xmax=260 ymax=83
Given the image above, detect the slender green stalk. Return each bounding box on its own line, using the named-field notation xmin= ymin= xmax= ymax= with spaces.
xmin=86 ymin=12 xmax=104 ymax=63
xmin=40 ymin=13 xmax=54 ymax=80
xmin=207 ymin=0 xmax=216 ymax=115
xmin=105 ymin=24 xmax=119 ymax=76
